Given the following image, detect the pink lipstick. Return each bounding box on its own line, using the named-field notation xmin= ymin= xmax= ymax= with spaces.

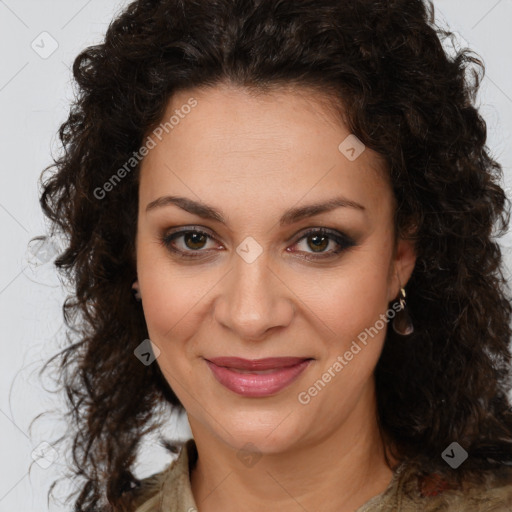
xmin=205 ymin=357 xmax=312 ymax=397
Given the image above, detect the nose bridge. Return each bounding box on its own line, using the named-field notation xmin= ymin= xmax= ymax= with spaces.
xmin=215 ymin=246 xmax=293 ymax=340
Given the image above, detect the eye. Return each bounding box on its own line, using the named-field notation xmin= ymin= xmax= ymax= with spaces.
xmin=289 ymin=228 xmax=356 ymax=260
xmin=160 ymin=226 xmax=356 ymax=261
xmin=161 ymin=226 xmax=220 ymax=259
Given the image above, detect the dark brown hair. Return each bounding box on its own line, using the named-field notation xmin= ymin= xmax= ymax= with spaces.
xmin=35 ymin=0 xmax=512 ymax=510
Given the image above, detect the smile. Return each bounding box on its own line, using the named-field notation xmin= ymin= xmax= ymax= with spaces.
xmin=204 ymin=357 xmax=313 ymax=397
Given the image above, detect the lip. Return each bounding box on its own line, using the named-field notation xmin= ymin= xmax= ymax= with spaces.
xmin=205 ymin=357 xmax=313 ymax=397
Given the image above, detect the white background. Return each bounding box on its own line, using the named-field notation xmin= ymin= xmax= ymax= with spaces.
xmin=1 ymin=1 xmax=511 ymax=510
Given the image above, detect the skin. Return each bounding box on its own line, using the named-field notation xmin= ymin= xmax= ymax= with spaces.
xmin=134 ymin=83 xmax=416 ymax=512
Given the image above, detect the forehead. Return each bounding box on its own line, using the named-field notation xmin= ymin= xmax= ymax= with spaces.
xmin=138 ymin=84 xmax=393 ymax=220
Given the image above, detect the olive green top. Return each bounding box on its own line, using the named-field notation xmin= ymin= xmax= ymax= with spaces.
xmin=130 ymin=438 xmax=512 ymax=511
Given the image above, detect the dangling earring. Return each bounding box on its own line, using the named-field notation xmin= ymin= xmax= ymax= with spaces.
xmin=392 ymin=286 xmax=414 ymax=336
xmin=132 ymin=281 xmax=142 ymax=302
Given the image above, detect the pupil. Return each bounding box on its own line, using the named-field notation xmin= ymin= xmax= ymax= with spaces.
xmin=186 ymin=233 xmax=206 ymax=250
xmin=309 ymin=235 xmax=328 ymax=252
xmin=183 ymin=233 xmax=330 ymax=252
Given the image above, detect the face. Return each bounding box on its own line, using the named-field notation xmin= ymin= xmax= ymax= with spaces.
xmin=135 ymin=84 xmax=416 ymax=454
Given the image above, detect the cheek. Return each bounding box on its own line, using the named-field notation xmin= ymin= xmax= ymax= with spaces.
xmin=297 ymin=258 xmax=392 ymax=344
xmin=136 ymin=237 xmax=195 ymax=342
xmin=299 ymin=262 xmax=392 ymax=413
xmin=136 ymin=236 xmax=223 ymax=358
xmin=137 ymin=228 xmax=393 ymax=349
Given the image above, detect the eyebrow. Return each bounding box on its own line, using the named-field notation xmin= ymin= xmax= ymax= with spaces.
xmin=145 ymin=195 xmax=366 ymax=226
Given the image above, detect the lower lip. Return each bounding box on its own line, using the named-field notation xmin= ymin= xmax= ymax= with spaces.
xmin=205 ymin=359 xmax=312 ymax=397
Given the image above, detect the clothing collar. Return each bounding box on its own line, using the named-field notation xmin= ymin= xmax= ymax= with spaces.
xmin=134 ymin=437 xmax=406 ymax=512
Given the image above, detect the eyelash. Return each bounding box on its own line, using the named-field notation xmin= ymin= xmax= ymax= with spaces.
xmin=160 ymin=226 xmax=356 ymax=261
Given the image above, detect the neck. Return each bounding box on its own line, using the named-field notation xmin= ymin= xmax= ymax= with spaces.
xmin=189 ymin=388 xmax=397 ymax=512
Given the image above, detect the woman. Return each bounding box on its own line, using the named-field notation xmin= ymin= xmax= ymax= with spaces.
xmin=37 ymin=0 xmax=512 ymax=510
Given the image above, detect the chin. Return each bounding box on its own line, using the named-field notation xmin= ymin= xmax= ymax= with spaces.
xmin=216 ymin=418 xmax=309 ymax=455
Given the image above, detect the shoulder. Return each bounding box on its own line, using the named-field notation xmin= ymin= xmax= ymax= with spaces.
xmin=398 ymin=463 xmax=512 ymax=511
xmin=129 ymin=468 xmax=172 ymax=512
xmin=128 ymin=445 xmax=512 ymax=512
xmin=128 ymin=438 xmax=198 ymax=512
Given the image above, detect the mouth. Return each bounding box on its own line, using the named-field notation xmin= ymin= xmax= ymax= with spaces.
xmin=204 ymin=356 xmax=313 ymax=397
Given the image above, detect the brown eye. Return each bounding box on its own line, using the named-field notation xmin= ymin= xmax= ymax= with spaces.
xmin=290 ymin=228 xmax=356 ymax=260
xmin=306 ymin=233 xmax=330 ymax=252
xmin=182 ymin=231 xmax=208 ymax=250
xmin=161 ymin=227 xmax=219 ymax=259
xmin=161 ymin=226 xmax=356 ymax=261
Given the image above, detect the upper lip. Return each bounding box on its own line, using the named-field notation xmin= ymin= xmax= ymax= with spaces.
xmin=205 ymin=356 xmax=311 ymax=371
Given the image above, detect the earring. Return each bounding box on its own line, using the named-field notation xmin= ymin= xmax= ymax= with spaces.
xmin=132 ymin=281 xmax=142 ymax=302
xmin=392 ymin=286 xmax=414 ymax=336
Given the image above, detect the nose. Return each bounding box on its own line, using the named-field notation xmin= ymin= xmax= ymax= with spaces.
xmin=213 ymin=250 xmax=295 ymax=341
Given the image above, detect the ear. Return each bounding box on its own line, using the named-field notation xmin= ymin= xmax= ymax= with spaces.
xmin=388 ymin=236 xmax=417 ymax=303
xmin=132 ymin=279 xmax=141 ymax=300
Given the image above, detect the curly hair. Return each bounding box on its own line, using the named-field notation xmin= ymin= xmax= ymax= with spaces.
xmin=35 ymin=0 xmax=512 ymax=510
